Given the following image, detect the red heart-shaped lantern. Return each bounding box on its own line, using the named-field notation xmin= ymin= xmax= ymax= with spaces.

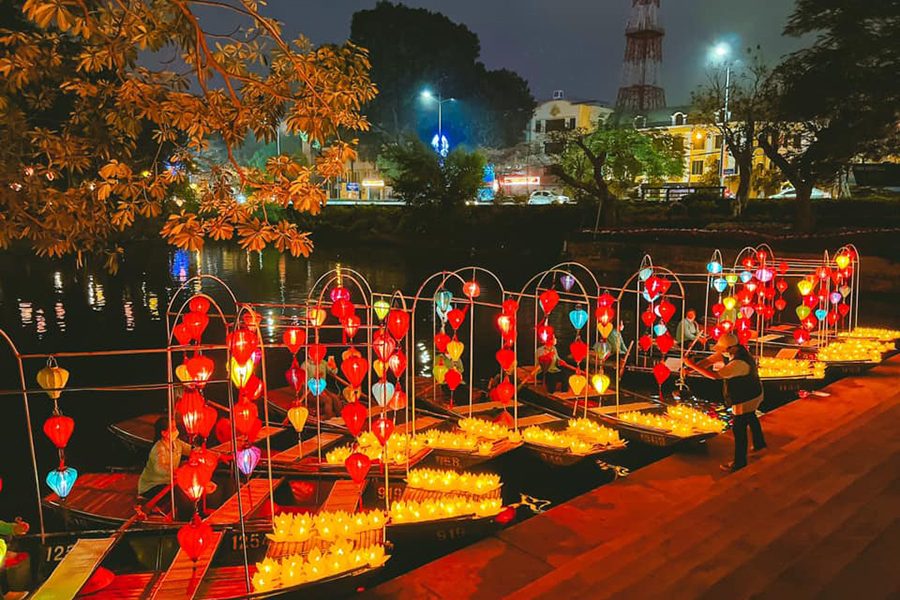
xmin=652 ymin=362 xmax=670 ymax=386
xmin=657 ymin=300 xmax=676 ymax=323
xmin=188 ymin=296 xmax=210 ymax=314
xmin=307 ymin=344 xmax=327 ymax=364
xmin=173 ymin=322 xmax=193 ymax=346
xmin=539 ymin=289 xmax=559 ymax=314
xmin=341 ymin=402 xmax=367 ymax=437
xmin=341 ymin=356 xmax=368 ymax=388
xmin=372 ymin=417 xmax=395 ymax=446
xmin=285 ymin=359 xmax=306 ymax=393
xmin=43 ymin=414 xmax=75 ymax=449
xmin=282 ymin=327 xmax=306 ymax=354
xmin=494 ymin=378 xmax=514 ymax=405
xmin=495 ymin=348 xmax=516 ymax=371
xmin=228 ymin=328 xmax=257 ymax=364
xmin=388 ymin=351 xmax=406 ymax=378
xmin=434 ymin=332 xmax=451 ymax=353
xmin=387 ymin=309 xmax=410 ymax=340
xmin=569 ymin=339 xmax=588 ymax=363
xmin=178 ymin=515 xmax=214 ymax=562
xmin=444 ymin=369 xmax=463 ymax=391
xmin=345 ymin=452 xmax=371 ymax=484
xmin=447 ymin=308 xmax=466 ymax=331
xmin=372 ymin=331 xmax=396 ymax=363
xmin=655 ymin=332 xmax=675 ymax=355
xmin=638 ymin=335 xmax=653 ymax=352
xmin=182 ymin=311 xmax=209 ymax=342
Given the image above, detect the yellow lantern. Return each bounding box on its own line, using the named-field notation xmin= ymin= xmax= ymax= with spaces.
xmin=433 ymin=363 xmax=448 ymax=384
xmin=287 ymin=406 xmax=309 ymax=432
xmin=568 ymin=374 xmax=587 ymax=395
xmin=446 ymin=340 xmax=465 ymax=361
xmin=307 ymin=306 xmax=327 ymax=327
xmin=597 ymin=322 xmax=613 ymax=339
xmin=835 ymin=254 xmax=850 ymax=269
xmin=230 ymin=357 xmax=254 ymax=389
xmin=591 ymin=373 xmax=610 ymax=394
xmin=722 ymin=296 xmax=736 ymax=311
xmin=373 ymin=360 xmax=386 ymax=379
xmin=373 ymin=299 xmax=390 ymax=321
xmin=797 ymin=279 xmax=814 ymax=296
xmin=37 ymin=361 xmax=69 ymax=400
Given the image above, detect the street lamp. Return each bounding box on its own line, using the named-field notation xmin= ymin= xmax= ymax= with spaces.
xmin=708 ymin=42 xmax=732 ymax=190
xmin=420 ymin=89 xmax=455 ymax=156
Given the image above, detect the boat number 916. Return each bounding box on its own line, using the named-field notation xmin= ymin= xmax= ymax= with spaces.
xmin=45 ymin=544 xmax=74 ymax=563
xmin=231 ymin=532 xmax=264 ymax=551
xmin=436 ymin=527 xmax=466 ymax=542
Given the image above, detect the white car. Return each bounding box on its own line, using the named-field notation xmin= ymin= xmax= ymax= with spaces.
xmin=528 ymin=190 xmax=571 ymax=205
xmin=770 ymin=186 xmax=832 ymax=199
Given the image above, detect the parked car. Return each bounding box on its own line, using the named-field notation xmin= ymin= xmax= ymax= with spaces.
xmin=770 ymin=186 xmax=832 ymax=199
xmin=528 ymin=190 xmax=571 ymax=205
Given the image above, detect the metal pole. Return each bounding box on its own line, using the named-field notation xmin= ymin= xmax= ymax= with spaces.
xmin=719 ymin=64 xmax=731 ymax=190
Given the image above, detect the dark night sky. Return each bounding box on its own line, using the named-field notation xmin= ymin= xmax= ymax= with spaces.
xmin=252 ymin=0 xmax=807 ymax=105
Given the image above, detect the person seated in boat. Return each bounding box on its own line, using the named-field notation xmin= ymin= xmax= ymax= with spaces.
xmin=302 ymin=354 xmax=346 ymax=419
xmin=684 ymin=332 xmax=767 ymax=473
xmin=536 ymin=336 xmax=566 ymax=393
xmin=137 ymin=417 xmax=192 ymax=502
xmin=676 ymin=309 xmax=704 ymax=346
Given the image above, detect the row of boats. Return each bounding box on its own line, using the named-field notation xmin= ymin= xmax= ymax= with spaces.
xmin=9 ymin=251 xmax=899 ymax=599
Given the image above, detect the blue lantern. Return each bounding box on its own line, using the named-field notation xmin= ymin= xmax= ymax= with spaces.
xmin=307 ymin=377 xmax=326 ymax=396
xmin=638 ymin=267 xmax=653 ymax=282
xmin=706 ymin=261 xmax=722 ymax=274
xmin=653 ymin=323 xmax=668 ymax=336
xmin=46 ymin=466 xmax=78 ymax=499
xmin=739 ymin=270 xmax=753 ymax=283
xmin=568 ymin=309 xmax=589 ymax=330
xmin=712 ymin=277 xmax=728 ymax=293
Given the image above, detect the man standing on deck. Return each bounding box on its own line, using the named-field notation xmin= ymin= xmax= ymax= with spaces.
xmin=684 ymin=333 xmax=767 ymax=472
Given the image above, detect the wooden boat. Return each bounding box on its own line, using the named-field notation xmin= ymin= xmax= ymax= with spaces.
xmin=516 ymin=367 xmax=719 ymax=448
xmin=30 ymin=480 xmax=387 ymax=600
xmin=517 ymin=414 xmax=629 ymax=467
xmin=43 ymin=472 xmax=285 ymax=530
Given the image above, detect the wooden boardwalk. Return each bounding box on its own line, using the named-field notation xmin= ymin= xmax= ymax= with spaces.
xmin=367 ymin=356 xmax=900 ymax=600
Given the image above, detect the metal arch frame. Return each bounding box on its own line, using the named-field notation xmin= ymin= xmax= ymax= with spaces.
xmin=406 ymin=266 xmax=506 ymax=431
xmin=616 ymin=262 xmax=688 ymax=402
xmin=730 ymin=244 xmax=782 ymax=356
xmin=307 ymin=267 xmax=376 ymax=451
xmin=515 ymin=265 xmax=595 ymax=421
xmin=0 ymin=329 xmax=46 ymax=538
xmin=834 ymin=243 xmax=862 ymax=332
xmin=165 ymin=281 xmax=255 ymax=593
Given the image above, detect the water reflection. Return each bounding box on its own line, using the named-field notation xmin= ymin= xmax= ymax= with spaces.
xmin=86 ymin=275 xmax=106 ymax=310
xmin=54 ymin=301 xmax=66 ymax=331
xmin=18 ymin=300 xmax=32 ymax=326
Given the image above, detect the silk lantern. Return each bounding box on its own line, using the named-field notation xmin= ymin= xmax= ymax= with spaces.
xmin=345 ymin=452 xmax=371 ymax=484
xmin=178 ymin=515 xmax=214 ymax=561
xmin=447 ymin=308 xmax=466 ymax=331
xmin=46 ymin=466 xmax=78 ymax=499
xmin=43 ymin=414 xmax=74 ymax=449
xmin=342 ymin=402 xmax=367 ymax=437
xmin=373 ymin=299 xmax=391 ymax=321
xmin=568 ymin=374 xmax=586 ymax=395
xmin=228 ymin=328 xmax=257 ymax=364
xmin=463 ymin=280 xmax=480 ymax=299
xmin=372 ymin=417 xmax=395 ymax=446
xmin=591 ymin=373 xmax=611 ymax=394
xmin=538 ymin=289 xmax=559 ymax=314
xmin=182 ymin=311 xmax=209 ymax=342
xmin=237 ymin=446 xmax=261 ymax=476
xmin=387 ymin=310 xmax=410 ymax=339
xmin=176 ymin=460 xmax=209 ymax=501
xmin=652 ymin=363 xmax=670 ymax=386
xmin=287 ymin=406 xmax=309 ymax=433
xmin=37 ymin=362 xmax=69 ymax=400
xmin=444 ymin=369 xmax=463 ymax=391
xmin=283 ymin=327 xmax=305 ymax=354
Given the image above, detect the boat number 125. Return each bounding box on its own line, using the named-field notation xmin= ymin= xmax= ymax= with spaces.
xmin=231 ymin=532 xmax=263 ymax=551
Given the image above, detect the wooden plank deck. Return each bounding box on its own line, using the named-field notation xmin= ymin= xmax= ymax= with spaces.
xmin=149 ymin=531 xmax=224 ymax=600
xmin=515 ymin=413 xmax=561 ymax=427
xmin=44 ymin=472 xmax=165 ymax=524
xmin=399 ymin=416 xmax=444 ymax=434
xmin=33 ymin=537 xmax=117 ymax=600
xmin=320 ymin=480 xmax=364 ymax=513
xmin=269 ymin=432 xmax=343 ymax=464
xmin=589 ymin=401 xmax=659 ymax=415
xmin=77 ymin=573 xmax=156 ymax=599
xmin=207 ymin=478 xmax=282 ymax=525
xmin=367 ymin=355 xmax=900 ymax=599
xmin=209 ymin=425 xmax=282 ymax=453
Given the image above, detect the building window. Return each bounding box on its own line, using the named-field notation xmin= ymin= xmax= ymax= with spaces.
xmin=534 ymin=120 xmax=542 ymax=133
xmin=568 ymin=117 xmax=576 ymax=129
xmin=672 ymin=112 xmax=686 ymax=126
xmin=633 ymin=115 xmax=646 ymax=128
xmin=714 ymin=135 xmax=723 ymax=149
xmin=545 ymin=118 xmax=566 ymax=133
xmin=691 ymin=160 xmax=704 ymax=175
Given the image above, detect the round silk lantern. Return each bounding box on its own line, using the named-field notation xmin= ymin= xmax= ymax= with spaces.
xmin=43 ymin=414 xmax=74 ymax=449
xmin=178 ymin=515 xmax=214 ymax=562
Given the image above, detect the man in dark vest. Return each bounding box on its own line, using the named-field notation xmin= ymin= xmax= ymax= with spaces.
xmin=685 ymin=332 xmax=767 ymax=472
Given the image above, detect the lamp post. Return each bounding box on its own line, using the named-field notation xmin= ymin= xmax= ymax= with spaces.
xmin=710 ymin=42 xmax=732 ymax=191
xmin=420 ymin=89 xmax=455 ymax=156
